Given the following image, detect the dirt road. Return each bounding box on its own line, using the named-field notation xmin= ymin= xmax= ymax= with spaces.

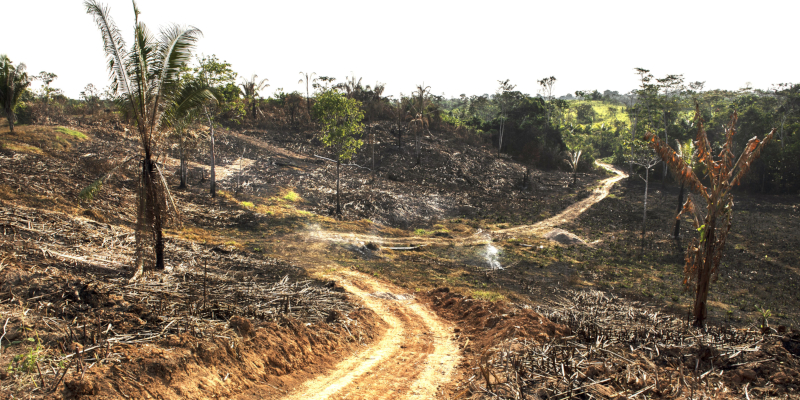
xmin=496 ymin=161 xmax=627 ymax=236
xmin=280 ymin=269 xmax=460 ymax=400
xmin=277 ymin=162 xmax=626 ymax=399
xmin=310 ymin=161 xmax=628 ymax=247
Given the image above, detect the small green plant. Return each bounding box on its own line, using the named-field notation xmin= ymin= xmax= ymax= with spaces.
xmin=414 ymin=228 xmax=428 ymax=236
xmin=79 ymin=178 xmax=104 ymax=200
xmin=756 ymin=306 xmax=772 ymax=329
xmin=7 ymin=337 xmax=43 ymax=376
xmin=240 ymin=201 xmax=255 ymax=209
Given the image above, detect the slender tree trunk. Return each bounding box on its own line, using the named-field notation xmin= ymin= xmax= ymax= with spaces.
xmin=370 ymin=125 xmax=375 ymax=180
xmin=415 ymin=128 xmax=421 ymax=165
xmin=306 ymin=84 xmax=311 ymax=122
xmin=498 ymin=118 xmax=503 ymax=156
xmin=630 ymin=114 xmax=637 ymax=175
xmin=641 ymin=167 xmax=650 ymax=254
xmin=693 ymin=218 xmax=716 ymax=327
xmin=179 ymin=133 xmax=187 ymax=189
xmin=673 ymin=183 xmax=684 ymax=239
xmin=336 ymin=159 xmax=341 ymax=216
xmin=205 ymin=109 xmax=217 ymax=197
xmin=662 ymin=109 xmax=668 ymax=183
xmin=5 ymin=112 xmax=15 ymax=134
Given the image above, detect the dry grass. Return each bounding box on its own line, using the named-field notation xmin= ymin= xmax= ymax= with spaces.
xmin=0 ymin=124 xmax=88 ymax=154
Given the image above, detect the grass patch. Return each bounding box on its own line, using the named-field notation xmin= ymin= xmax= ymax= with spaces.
xmin=0 ymin=141 xmax=43 ymax=155
xmin=55 ymin=126 xmax=88 ymax=140
xmin=282 ymin=190 xmax=301 ymax=202
xmin=472 ymin=290 xmax=506 ymax=302
xmin=240 ymin=201 xmax=255 ymax=209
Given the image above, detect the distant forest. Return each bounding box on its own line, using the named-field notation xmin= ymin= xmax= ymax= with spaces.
xmin=6 ymin=56 xmax=799 ymax=195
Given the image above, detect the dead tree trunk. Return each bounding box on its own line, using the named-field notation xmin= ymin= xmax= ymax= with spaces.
xmin=641 ymin=166 xmax=650 ymax=254
xmin=205 ymin=108 xmax=217 ymax=197
xmin=335 ymin=159 xmax=341 ymax=215
xmin=179 ymin=134 xmax=187 ymax=189
xmin=673 ymin=183 xmax=684 ymax=238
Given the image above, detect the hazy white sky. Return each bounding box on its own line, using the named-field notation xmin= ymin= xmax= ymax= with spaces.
xmin=5 ymin=0 xmax=797 ymax=99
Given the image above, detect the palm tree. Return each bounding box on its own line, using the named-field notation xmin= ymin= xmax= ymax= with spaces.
xmin=86 ymin=0 xmax=211 ymax=277
xmin=0 ymin=55 xmax=32 ymax=134
xmin=239 ymin=74 xmax=268 ymax=120
xmin=298 ymin=71 xmax=316 ymax=120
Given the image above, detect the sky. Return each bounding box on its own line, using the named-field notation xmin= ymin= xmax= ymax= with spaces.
xmin=5 ymin=0 xmax=797 ymax=100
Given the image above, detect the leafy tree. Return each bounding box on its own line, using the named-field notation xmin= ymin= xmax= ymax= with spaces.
xmin=312 ymin=76 xmax=336 ymax=93
xmin=86 ymin=0 xmax=210 ymax=276
xmin=80 ymin=83 xmax=100 ymax=114
xmin=646 ymin=109 xmax=774 ymax=326
xmin=193 ymin=55 xmax=244 ymax=124
xmin=537 ymin=76 xmax=557 ymax=124
xmin=239 ymin=74 xmax=268 ymax=120
xmin=656 ymin=74 xmax=685 ymax=181
xmin=192 ymin=55 xmax=241 ymax=196
xmin=312 ymin=90 xmax=364 ymax=215
xmin=575 ymin=103 xmax=595 ymax=124
xmin=0 ymin=55 xmax=32 ymax=134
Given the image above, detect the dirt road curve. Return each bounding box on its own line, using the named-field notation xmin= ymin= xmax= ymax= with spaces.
xmin=497 ymin=161 xmax=628 ymax=236
xmin=310 ymin=161 xmax=628 ymax=247
xmin=280 ymin=269 xmax=460 ymax=400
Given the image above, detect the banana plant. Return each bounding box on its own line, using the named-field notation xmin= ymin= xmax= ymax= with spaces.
xmin=646 ymin=106 xmax=774 ymax=326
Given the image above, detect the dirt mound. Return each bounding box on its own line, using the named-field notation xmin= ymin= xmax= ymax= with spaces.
xmin=421 ymin=288 xmax=569 ymax=354
xmin=544 ymin=228 xmax=585 ymax=245
xmin=63 ymin=309 xmax=384 ymax=399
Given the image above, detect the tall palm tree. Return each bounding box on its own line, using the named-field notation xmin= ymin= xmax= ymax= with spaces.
xmin=0 ymin=55 xmax=32 ymax=134
xmin=86 ymin=0 xmax=211 ymax=278
xmin=239 ymin=74 xmax=268 ymax=120
xmin=298 ymin=71 xmax=316 ymax=120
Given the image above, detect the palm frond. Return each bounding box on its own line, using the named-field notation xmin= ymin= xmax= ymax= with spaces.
xmin=84 ymin=1 xmax=134 ymax=113
xmin=151 ymin=24 xmax=202 ymax=132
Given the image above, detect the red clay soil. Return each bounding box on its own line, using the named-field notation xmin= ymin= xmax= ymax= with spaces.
xmin=58 ymin=309 xmax=384 ymax=399
xmin=420 ymin=288 xmax=570 ymax=356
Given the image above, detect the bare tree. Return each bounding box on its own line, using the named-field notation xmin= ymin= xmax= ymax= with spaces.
xmin=627 ymin=139 xmax=662 ymax=254
xmin=411 ymin=84 xmax=431 ymax=165
xmin=496 ymin=79 xmax=516 ymax=156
